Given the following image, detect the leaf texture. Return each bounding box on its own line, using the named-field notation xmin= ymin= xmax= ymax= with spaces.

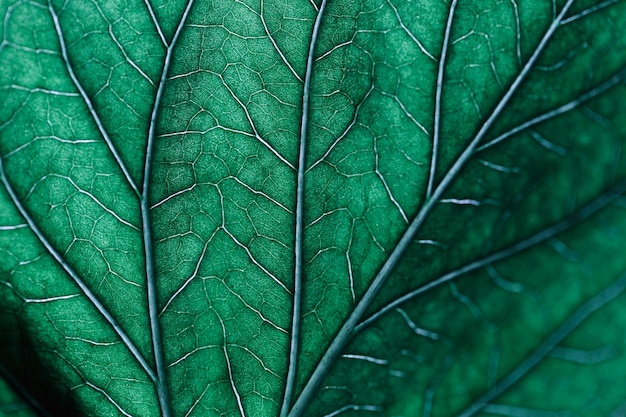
xmin=1 ymin=0 xmax=626 ymax=416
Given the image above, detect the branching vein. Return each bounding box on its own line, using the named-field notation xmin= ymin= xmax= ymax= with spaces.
xmin=288 ymin=2 xmax=583 ymax=414
xmin=47 ymin=1 xmax=140 ymax=197
xmin=478 ymin=67 xmax=626 ymax=152
xmin=141 ymin=1 xmax=195 ymax=415
xmin=356 ymin=178 xmax=626 ymax=331
xmin=0 ymin=156 xmax=156 ymax=383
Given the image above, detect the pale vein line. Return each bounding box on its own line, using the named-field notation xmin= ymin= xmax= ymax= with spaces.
xmin=220 ymin=317 xmax=247 ymax=417
xmin=315 ymin=39 xmax=353 ymax=62
xmin=107 ymin=25 xmax=156 ymax=87
xmin=288 ymin=3 xmax=578 ymax=415
xmin=386 ymin=0 xmax=436 ymax=61
xmin=89 ymin=0 xmax=156 ymax=87
xmin=306 ymin=85 xmax=375 ymax=173
xmin=221 ymin=281 xmax=289 ymax=334
xmin=323 ymin=405 xmax=382 ymax=417
xmin=427 ymin=0 xmax=457 ymax=199
xmin=0 ymin=224 xmax=26 ymax=231
xmin=223 ymin=227 xmax=291 ymax=293
xmin=510 ymin=0 xmax=522 ymax=68
xmin=63 ymin=336 xmax=118 ymax=346
xmin=487 ymin=265 xmax=524 ymax=293
xmin=528 ymin=130 xmax=567 ymax=155
xmin=378 ymin=90 xmax=430 ymax=135
xmin=5 ymin=136 xmax=98 ymax=158
xmin=142 ymin=0 xmax=168 ymax=46
xmin=226 ymin=346 xmax=246 ymax=417
xmin=168 ymin=345 xmax=220 ymax=368
xmin=231 ymin=345 xmax=282 ymax=378
xmin=217 ymin=72 xmax=295 ymax=169
xmin=478 ymin=159 xmax=521 ymax=174
xmin=151 ymin=177 xmax=291 ymax=212
xmin=0 ymin=84 xmax=79 ymax=96
xmin=561 ymin=0 xmax=621 ymax=25
xmin=157 ymin=126 xmax=256 ymax=138
xmin=396 ymin=308 xmax=439 ymax=340
xmin=142 ymin=1 xmax=195 ymax=416
xmin=260 ymin=0 xmax=303 ymax=83
xmin=550 ymin=345 xmax=618 ymax=364
xmin=158 ymin=235 xmax=213 ymax=316
xmin=450 ymin=281 xmax=494 ymax=330
xmin=440 ymin=198 xmax=481 ymax=206
xmin=374 ymin=136 xmax=408 ymax=223
xmin=281 ymin=2 xmax=327 ymax=414
xmin=356 ymin=179 xmax=626 ymax=331
xmin=47 ymin=1 xmax=139 ymax=197
xmin=341 ymin=354 xmax=387 ymax=365
xmin=0 ymin=157 xmax=156 ymax=383
xmin=85 ymin=382 xmax=132 ymax=417
xmin=183 ymin=383 xmax=212 ymax=417
xmin=25 ymin=173 xmax=139 ymax=231
xmin=346 ymin=220 xmax=356 ymax=303
xmin=150 ymin=183 xmax=199 ymax=210
xmin=23 ymin=294 xmax=81 ymax=303
xmin=478 ymin=68 xmax=626 ymax=152
xmin=228 ymin=176 xmax=292 ymax=213
xmin=456 ymin=271 xmax=626 ymax=417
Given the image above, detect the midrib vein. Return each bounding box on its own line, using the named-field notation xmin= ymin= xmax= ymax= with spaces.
xmin=142 ymin=1 xmax=195 ymax=416
xmin=281 ymin=1 xmax=328 ymax=416
xmin=288 ymin=1 xmax=577 ymax=415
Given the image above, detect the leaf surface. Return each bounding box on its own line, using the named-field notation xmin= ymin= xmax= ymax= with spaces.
xmin=1 ymin=0 xmax=626 ymax=416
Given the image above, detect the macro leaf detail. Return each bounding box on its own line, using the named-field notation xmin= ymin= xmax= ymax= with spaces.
xmin=1 ymin=0 xmax=626 ymax=416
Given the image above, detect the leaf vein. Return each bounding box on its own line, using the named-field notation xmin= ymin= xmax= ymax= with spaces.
xmin=0 ymin=156 xmax=157 ymax=383
xmin=141 ymin=1 xmax=196 ymax=415
xmin=281 ymin=1 xmax=327 ymax=414
xmin=47 ymin=1 xmax=140 ymax=197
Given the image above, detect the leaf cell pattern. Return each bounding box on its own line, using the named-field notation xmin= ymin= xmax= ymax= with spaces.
xmin=0 ymin=0 xmax=626 ymax=416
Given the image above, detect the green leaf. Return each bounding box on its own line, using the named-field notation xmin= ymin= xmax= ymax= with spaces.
xmin=0 ymin=366 xmax=39 ymax=417
xmin=1 ymin=0 xmax=625 ymax=416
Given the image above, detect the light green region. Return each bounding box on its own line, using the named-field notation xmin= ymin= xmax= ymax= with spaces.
xmin=0 ymin=0 xmax=625 ymax=416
